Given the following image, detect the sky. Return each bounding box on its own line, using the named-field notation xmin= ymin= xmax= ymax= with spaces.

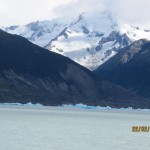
xmin=0 ymin=0 xmax=149 ymax=29
xmin=0 ymin=0 xmax=72 ymax=26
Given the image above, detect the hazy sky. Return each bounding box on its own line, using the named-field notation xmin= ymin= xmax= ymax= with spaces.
xmin=0 ymin=0 xmax=149 ymax=28
xmin=0 ymin=0 xmax=71 ymax=26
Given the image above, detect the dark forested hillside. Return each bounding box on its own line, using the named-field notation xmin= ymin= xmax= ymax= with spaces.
xmin=95 ymin=39 xmax=150 ymax=101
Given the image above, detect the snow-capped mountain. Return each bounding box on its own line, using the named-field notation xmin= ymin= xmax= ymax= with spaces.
xmin=2 ymin=11 xmax=150 ymax=70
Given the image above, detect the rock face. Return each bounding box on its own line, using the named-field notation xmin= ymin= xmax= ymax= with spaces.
xmin=0 ymin=30 xmax=147 ymax=108
xmin=2 ymin=11 xmax=150 ymax=70
xmin=95 ymin=39 xmax=150 ymax=101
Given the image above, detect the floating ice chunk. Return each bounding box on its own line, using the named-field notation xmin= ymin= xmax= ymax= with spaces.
xmin=62 ymin=104 xmax=114 ymax=110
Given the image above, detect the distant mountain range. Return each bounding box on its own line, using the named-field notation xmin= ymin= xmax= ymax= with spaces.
xmin=95 ymin=39 xmax=150 ymax=100
xmin=2 ymin=11 xmax=150 ymax=70
xmin=0 ymin=29 xmax=148 ymax=108
xmin=1 ymin=11 xmax=150 ymax=109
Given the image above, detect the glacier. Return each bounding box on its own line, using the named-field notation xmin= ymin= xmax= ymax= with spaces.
xmin=2 ymin=11 xmax=150 ymax=70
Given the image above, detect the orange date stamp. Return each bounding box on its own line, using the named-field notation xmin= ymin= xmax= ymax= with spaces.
xmin=132 ymin=126 xmax=150 ymax=132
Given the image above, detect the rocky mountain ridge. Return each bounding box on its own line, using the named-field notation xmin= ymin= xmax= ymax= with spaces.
xmin=2 ymin=11 xmax=150 ymax=70
xmin=95 ymin=39 xmax=150 ymax=100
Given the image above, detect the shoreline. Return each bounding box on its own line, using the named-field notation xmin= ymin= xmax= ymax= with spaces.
xmin=0 ymin=102 xmax=150 ymax=114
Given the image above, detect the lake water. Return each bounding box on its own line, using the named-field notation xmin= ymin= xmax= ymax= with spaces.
xmin=0 ymin=105 xmax=150 ymax=150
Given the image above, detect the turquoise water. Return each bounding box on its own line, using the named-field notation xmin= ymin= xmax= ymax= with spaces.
xmin=0 ymin=105 xmax=149 ymax=150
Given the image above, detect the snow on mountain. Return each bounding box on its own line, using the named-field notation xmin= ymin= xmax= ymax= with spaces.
xmin=2 ymin=11 xmax=150 ymax=70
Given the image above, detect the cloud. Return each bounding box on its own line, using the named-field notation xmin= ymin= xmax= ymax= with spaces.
xmin=53 ymin=0 xmax=107 ymax=16
xmin=0 ymin=0 xmax=149 ymax=29
xmin=54 ymin=0 xmax=150 ymax=29
xmin=109 ymin=0 xmax=150 ymax=28
xmin=0 ymin=0 xmax=71 ymax=26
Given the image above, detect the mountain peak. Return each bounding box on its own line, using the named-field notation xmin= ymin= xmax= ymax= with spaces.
xmin=2 ymin=11 xmax=150 ymax=70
